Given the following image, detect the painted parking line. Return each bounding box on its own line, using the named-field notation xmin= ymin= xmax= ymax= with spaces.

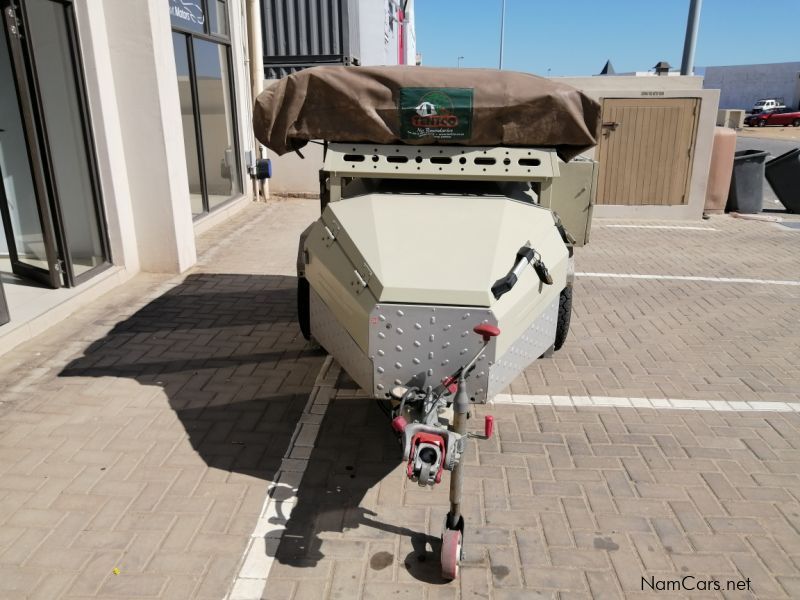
xmin=576 ymin=272 xmax=800 ymax=287
xmin=492 ymin=394 xmax=800 ymax=412
xmin=225 ymin=356 xmax=337 ymax=600
xmin=600 ymin=224 xmax=718 ymax=231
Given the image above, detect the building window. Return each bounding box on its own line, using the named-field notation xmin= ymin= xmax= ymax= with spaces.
xmin=168 ymin=0 xmax=241 ymax=218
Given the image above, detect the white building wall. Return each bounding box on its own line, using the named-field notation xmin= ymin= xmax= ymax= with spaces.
xmin=73 ymin=0 xmax=140 ymax=275
xmin=357 ymin=0 xmax=385 ymax=66
xmin=403 ymin=1 xmax=416 ymax=65
xmin=102 ymin=0 xmax=197 ymax=274
xmin=703 ymin=62 xmax=800 ymax=110
xmin=357 ymin=0 xmax=415 ymax=66
xmin=383 ymin=0 xmax=398 ymax=65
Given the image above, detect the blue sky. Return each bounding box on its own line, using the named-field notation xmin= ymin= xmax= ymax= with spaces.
xmin=414 ymin=0 xmax=798 ymax=75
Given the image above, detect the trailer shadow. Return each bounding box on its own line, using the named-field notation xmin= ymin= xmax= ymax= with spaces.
xmin=58 ymin=273 xmax=442 ymax=582
xmin=270 ymin=382 xmax=446 ymax=583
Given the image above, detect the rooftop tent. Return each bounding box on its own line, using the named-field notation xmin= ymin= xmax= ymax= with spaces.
xmin=253 ymin=65 xmax=601 ymax=161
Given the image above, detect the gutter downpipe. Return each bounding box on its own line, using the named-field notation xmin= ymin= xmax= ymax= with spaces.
xmin=247 ymin=0 xmax=265 ymax=200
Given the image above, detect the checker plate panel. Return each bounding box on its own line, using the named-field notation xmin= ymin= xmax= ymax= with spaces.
xmin=487 ymin=296 xmax=559 ymax=398
xmin=369 ymin=304 xmax=496 ymax=402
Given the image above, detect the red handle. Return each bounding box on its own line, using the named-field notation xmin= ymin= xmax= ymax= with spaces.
xmin=473 ymin=324 xmax=501 ymax=342
xmin=484 ymin=415 xmax=494 ymax=439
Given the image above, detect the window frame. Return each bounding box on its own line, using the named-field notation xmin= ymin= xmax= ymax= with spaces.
xmin=169 ymin=0 xmax=242 ymax=219
xmin=7 ymin=0 xmax=111 ymax=287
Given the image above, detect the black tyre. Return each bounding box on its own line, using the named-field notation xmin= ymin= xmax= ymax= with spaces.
xmin=297 ymin=276 xmax=311 ymax=341
xmin=758 ymin=119 xmax=767 ymax=127
xmin=553 ymin=286 xmax=573 ymax=351
xmin=793 ymin=119 xmax=800 ymax=127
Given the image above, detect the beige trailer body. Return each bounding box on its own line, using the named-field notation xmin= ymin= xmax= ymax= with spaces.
xmin=298 ymin=144 xmax=596 ymax=403
xmin=545 ymin=158 xmax=597 ymax=247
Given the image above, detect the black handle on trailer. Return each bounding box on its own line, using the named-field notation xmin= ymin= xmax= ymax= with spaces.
xmin=491 ymin=245 xmax=553 ymax=300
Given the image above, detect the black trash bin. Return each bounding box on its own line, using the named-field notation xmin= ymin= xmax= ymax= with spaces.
xmin=765 ymin=148 xmax=800 ymax=214
xmin=726 ymin=149 xmax=769 ymax=214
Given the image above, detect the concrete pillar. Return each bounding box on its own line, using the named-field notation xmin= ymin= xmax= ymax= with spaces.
xmin=73 ymin=0 xmax=140 ymax=275
xmin=102 ymin=0 xmax=196 ymax=273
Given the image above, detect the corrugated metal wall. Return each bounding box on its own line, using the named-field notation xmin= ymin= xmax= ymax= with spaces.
xmin=261 ymin=0 xmax=360 ymax=79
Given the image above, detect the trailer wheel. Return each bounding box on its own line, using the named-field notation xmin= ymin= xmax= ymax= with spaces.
xmin=440 ymin=529 xmax=462 ymax=581
xmin=553 ymin=286 xmax=572 ymax=351
xmin=297 ymin=276 xmax=311 ymax=341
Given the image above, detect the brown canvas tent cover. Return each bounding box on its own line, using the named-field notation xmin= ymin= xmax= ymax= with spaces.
xmin=254 ymin=66 xmax=601 ymax=161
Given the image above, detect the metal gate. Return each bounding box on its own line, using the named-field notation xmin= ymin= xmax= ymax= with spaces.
xmin=596 ymin=98 xmax=699 ymax=206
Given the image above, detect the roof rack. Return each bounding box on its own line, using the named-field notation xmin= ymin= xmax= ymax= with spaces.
xmin=323 ymin=143 xmax=559 ymax=181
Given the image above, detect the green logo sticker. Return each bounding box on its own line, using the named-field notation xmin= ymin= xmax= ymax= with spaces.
xmin=399 ymin=87 xmax=473 ymax=141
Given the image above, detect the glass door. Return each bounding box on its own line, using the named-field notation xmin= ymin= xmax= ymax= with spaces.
xmin=1 ymin=1 xmax=61 ymax=288
xmin=1 ymin=0 xmax=110 ymax=288
xmin=20 ymin=0 xmax=110 ymax=285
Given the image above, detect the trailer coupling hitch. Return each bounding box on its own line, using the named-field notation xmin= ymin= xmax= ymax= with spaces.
xmin=391 ymin=419 xmax=465 ymax=487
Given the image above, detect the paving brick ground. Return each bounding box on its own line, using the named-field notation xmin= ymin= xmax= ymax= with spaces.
xmin=0 ymin=199 xmax=798 ymax=599
xmin=517 ymin=217 xmax=800 ymax=401
xmin=0 ymin=199 xmax=323 ymax=599
xmin=266 ymin=379 xmax=800 ymax=600
xmin=261 ymin=213 xmax=800 ymax=599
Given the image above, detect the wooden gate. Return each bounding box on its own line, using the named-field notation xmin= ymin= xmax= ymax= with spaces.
xmin=596 ymin=98 xmax=699 ymax=206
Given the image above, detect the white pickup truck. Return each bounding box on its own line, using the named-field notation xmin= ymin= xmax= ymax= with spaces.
xmin=751 ymin=98 xmax=786 ymax=114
